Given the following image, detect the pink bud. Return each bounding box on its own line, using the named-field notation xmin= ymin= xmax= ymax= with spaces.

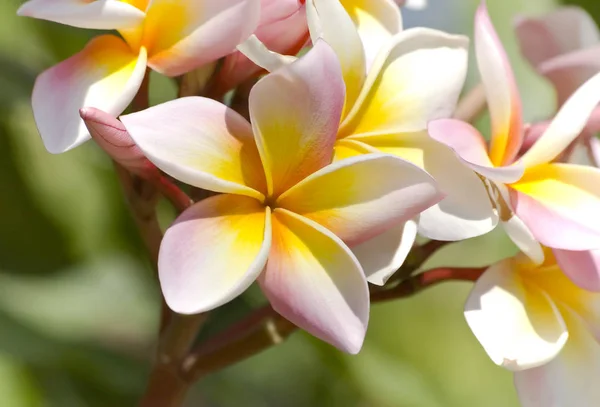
xmin=80 ymin=107 xmax=160 ymax=179
xmin=217 ymin=0 xmax=309 ymax=91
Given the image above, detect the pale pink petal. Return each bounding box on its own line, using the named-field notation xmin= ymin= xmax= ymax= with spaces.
xmin=351 ymin=219 xmax=417 ymax=285
xmin=475 ymin=3 xmax=523 ymax=166
xmin=465 ymin=260 xmax=569 ymax=371
xmin=260 ymin=209 xmax=369 ymax=354
xmin=428 ymin=119 xmax=524 ymax=184
xmin=32 ymin=35 xmax=147 ymax=154
xmin=510 ymin=163 xmax=600 ymax=250
xmin=80 ymin=107 xmax=157 ymax=179
xmin=521 ymin=71 xmax=600 ymax=168
xmin=120 ymin=97 xmax=267 ymax=200
xmin=220 ymin=0 xmax=308 ymax=90
xmin=276 ymin=153 xmax=442 ymax=246
xmin=159 ymin=194 xmax=270 ymax=314
xmin=143 ymin=0 xmax=261 ymax=77
xmin=17 ymin=0 xmax=144 ymax=30
xmin=306 ymin=0 xmax=366 ymax=116
xmin=553 ymin=249 xmax=600 ymax=292
xmin=514 ymin=307 xmax=600 ymax=407
xmin=249 ymin=40 xmax=344 ymax=197
xmin=515 ymin=7 xmax=600 ymax=106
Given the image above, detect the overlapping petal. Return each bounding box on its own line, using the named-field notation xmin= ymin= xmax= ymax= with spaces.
xmin=277 ymin=153 xmax=442 ymax=245
xmin=32 ymin=34 xmax=147 ymax=154
xmin=159 ymin=194 xmax=271 ymax=314
xmin=339 ymin=0 xmax=402 ymax=67
xmin=306 ymin=0 xmax=366 ymax=115
xmin=465 ymin=260 xmax=569 ymax=371
xmin=17 ymin=0 xmax=145 ymax=30
xmin=510 ymin=164 xmax=600 ymax=250
xmin=521 ymin=71 xmax=600 ymax=168
xmin=259 ymin=209 xmax=369 ymax=354
xmin=364 ymin=131 xmax=497 ymax=241
xmin=341 ymin=28 xmax=469 ymax=136
xmin=249 ymin=40 xmax=344 ymax=197
xmin=350 ymin=220 xmax=417 ymax=285
xmin=475 ymin=3 xmax=523 ymax=166
xmin=514 ymin=308 xmax=600 ymax=407
xmin=554 ymin=249 xmax=600 ymax=292
xmin=141 ymin=0 xmax=261 ymax=77
xmin=120 ymin=97 xmax=266 ymax=200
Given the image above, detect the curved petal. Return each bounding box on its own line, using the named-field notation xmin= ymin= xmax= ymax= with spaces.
xmin=351 ymin=219 xmax=417 ymax=285
xmin=260 ymin=209 xmax=369 ymax=354
xmin=235 ymin=35 xmax=298 ymax=75
xmin=501 ymin=214 xmax=545 ymax=265
xmin=32 ymin=35 xmax=147 ymax=154
xmin=514 ymin=308 xmax=600 ymax=407
xmin=277 ymin=153 xmax=442 ymax=246
xmin=510 ymin=163 xmax=600 ymax=250
xmin=333 ymin=139 xmax=377 ymax=161
xmin=17 ymin=0 xmax=145 ymax=30
xmin=553 ymin=249 xmax=600 ymax=292
xmin=475 ymin=3 xmax=523 ymax=166
xmin=339 ymin=0 xmax=403 ymax=68
xmin=159 ymin=194 xmax=270 ymax=314
xmin=120 ymin=97 xmax=266 ymax=200
xmin=141 ymin=0 xmax=261 ymax=77
xmin=249 ymin=40 xmax=344 ymax=197
xmin=465 ymin=260 xmax=569 ymax=371
xmin=428 ymin=119 xmax=525 ymax=184
xmin=521 ymin=71 xmax=600 ymax=168
xmin=306 ymin=0 xmax=366 ymax=116
xmin=341 ymin=28 xmax=468 ymax=136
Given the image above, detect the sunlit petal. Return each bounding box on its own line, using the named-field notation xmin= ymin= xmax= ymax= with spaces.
xmin=341 ymin=28 xmax=468 ymax=136
xmin=159 ymin=194 xmax=270 ymax=314
xmin=32 ymin=35 xmax=147 ymax=154
xmin=141 ymin=0 xmax=261 ymax=77
xmin=465 ymin=260 xmax=569 ymax=371
xmin=277 ymin=153 xmax=442 ymax=245
xmin=17 ymin=0 xmax=145 ymax=30
xmin=553 ymin=249 xmax=600 ymax=292
xmin=120 ymin=97 xmax=266 ymax=200
xmin=260 ymin=209 xmax=369 ymax=354
xmin=249 ymin=40 xmax=344 ymax=197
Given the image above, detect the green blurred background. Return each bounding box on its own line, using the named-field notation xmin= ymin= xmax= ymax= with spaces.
xmin=0 ymin=0 xmax=596 ymax=405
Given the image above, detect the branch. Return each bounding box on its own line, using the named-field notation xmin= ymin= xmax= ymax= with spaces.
xmin=182 ymin=266 xmax=486 ymax=382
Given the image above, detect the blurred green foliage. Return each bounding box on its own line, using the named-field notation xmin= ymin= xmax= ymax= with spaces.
xmin=0 ymin=0 xmax=587 ymax=405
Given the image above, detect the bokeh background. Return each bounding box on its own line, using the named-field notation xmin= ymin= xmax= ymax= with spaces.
xmin=0 ymin=0 xmax=598 ymax=405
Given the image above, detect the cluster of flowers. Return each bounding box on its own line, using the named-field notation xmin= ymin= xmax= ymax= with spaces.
xmin=18 ymin=0 xmax=600 ymax=405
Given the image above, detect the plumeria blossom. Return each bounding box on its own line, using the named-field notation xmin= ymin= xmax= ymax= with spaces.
xmin=17 ymin=0 xmax=261 ymax=153
xmin=465 ymin=248 xmax=600 ymax=406
xmin=428 ymin=3 xmax=600 ymax=264
xmin=120 ymin=41 xmax=442 ymax=353
xmin=242 ymin=0 xmax=494 ymax=285
xmin=515 ymin=6 xmax=600 ymax=108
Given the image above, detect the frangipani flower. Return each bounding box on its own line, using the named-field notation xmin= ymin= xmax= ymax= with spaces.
xmin=120 ymin=41 xmax=442 ymax=353
xmin=217 ymin=0 xmax=309 ymax=92
xmin=17 ymin=0 xmax=261 ymax=153
xmin=429 ymin=3 xmax=600 ymax=263
xmin=515 ymin=6 xmax=600 ymax=107
xmin=465 ymin=249 xmax=600 ymax=406
xmin=244 ymin=0 xmax=490 ymax=283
